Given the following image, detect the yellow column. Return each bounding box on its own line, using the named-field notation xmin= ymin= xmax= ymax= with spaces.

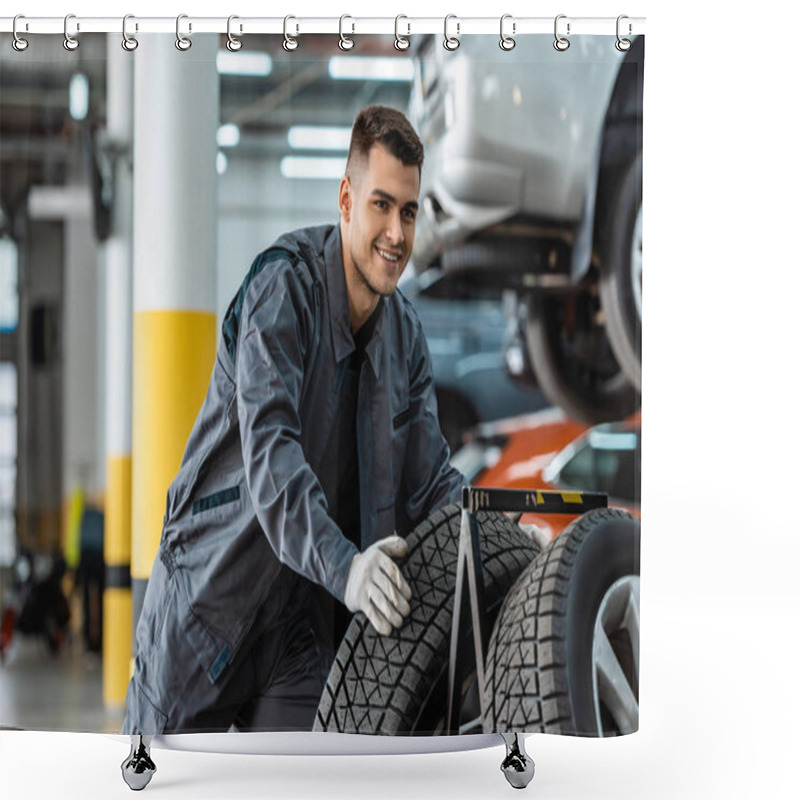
xmin=131 ymin=312 xmax=215 ymax=581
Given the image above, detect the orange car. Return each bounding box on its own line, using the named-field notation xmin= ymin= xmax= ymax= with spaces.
xmin=451 ymin=408 xmax=641 ymax=541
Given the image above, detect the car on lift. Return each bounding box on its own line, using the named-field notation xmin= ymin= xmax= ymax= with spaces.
xmin=409 ymin=34 xmax=644 ymax=424
xmin=451 ymin=407 xmax=641 ymax=540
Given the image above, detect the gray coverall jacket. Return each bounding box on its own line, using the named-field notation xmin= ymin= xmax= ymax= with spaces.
xmin=148 ymin=223 xmax=465 ymax=691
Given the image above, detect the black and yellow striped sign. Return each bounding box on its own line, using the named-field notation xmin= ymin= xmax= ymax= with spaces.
xmin=463 ymin=486 xmax=608 ymax=515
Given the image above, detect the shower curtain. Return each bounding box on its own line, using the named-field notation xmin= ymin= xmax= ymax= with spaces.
xmin=0 ymin=16 xmax=643 ymax=757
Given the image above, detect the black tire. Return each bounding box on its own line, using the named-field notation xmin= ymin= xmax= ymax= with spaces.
xmin=524 ymin=286 xmax=640 ymax=424
xmin=483 ymin=508 xmax=640 ymax=737
xmin=314 ymin=504 xmax=540 ymax=735
xmin=598 ymin=152 xmax=643 ymax=392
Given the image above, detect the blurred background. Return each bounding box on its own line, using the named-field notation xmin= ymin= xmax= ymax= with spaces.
xmin=0 ymin=31 xmax=641 ymax=731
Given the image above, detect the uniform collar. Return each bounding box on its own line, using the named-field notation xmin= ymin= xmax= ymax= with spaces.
xmin=325 ymin=223 xmax=385 ymax=379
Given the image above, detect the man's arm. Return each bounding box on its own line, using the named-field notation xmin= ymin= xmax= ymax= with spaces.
xmin=402 ymin=313 xmax=467 ymax=525
xmin=236 ymin=258 xmax=358 ymax=603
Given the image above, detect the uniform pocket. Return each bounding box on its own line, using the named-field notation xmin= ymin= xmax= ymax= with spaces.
xmin=192 ymin=485 xmax=241 ymax=515
xmin=392 ymin=407 xmax=411 ymax=430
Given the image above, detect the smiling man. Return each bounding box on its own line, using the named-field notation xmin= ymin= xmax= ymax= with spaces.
xmin=122 ymin=106 xmax=465 ymax=773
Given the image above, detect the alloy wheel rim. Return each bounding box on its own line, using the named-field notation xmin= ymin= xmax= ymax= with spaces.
xmin=591 ymin=575 xmax=640 ymax=735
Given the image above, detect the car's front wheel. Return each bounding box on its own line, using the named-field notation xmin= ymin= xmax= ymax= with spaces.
xmin=598 ymin=152 xmax=643 ymax=392
xmin=524 ymin=286 xmax=640 ymax=424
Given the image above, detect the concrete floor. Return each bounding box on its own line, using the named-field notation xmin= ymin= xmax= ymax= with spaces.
xmin=0 ymin=634 xmax=125 ymax=733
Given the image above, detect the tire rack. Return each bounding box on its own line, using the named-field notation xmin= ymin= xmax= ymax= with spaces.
xmin=446 ymin=486 xmax=609 ymax=735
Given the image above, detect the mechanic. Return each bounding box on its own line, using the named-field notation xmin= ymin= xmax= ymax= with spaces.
xmin=122 ymin=105 xmax=466 ymax=736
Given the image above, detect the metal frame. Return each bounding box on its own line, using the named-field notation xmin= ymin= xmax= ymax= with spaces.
xmin=445 ymin=485 xmax=608 ymax=734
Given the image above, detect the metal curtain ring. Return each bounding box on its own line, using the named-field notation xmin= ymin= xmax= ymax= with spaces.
xmin=227 ymin=15 xmax=243 ymax=51
xmin=122 ymin=14 xmax=138 ymax=51
xmin=394 ymin=15 xmax=410 ymax=51
xmin=500 ymin=14 xmax=515 ymax=51
xmin=283 ymin=15 xmax=299 ymax=51
xmin=12 ymin=15 xmax=29 ymax=51
xmin=176 ymin=14 xmax=192 ymax=51
xmin=443 ymin=14 xmax=460 ymax=51
xmin=554 ymin=14 xmax=570 ymax=51
xmin=616 ymin=15 xmax=632 ymax=52
xmin=339 ymin=15 xmax=354 ymax=50
xmin=63 ymin=14 xmax=79 ymax=51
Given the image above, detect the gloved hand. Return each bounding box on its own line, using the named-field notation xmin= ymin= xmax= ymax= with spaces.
xmin=519 ymin=523 xmax=550 ymax=552
xmin=344 ymin=535 xmax=412 ymax=636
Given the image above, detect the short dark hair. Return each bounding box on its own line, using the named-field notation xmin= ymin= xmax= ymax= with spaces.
xmin=346 ymin=105 xmax=424 ymax=177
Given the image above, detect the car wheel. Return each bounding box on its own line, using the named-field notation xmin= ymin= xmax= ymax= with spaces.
xmin=599 ymin=152 xmax=643 ymax=391
xmin=482 ymin=508 xmax=640 ymax=736
xmin=524 ymin=286 xmax=640 ymax=423
xmin=313 ymin=505 xmax=540 ymax=734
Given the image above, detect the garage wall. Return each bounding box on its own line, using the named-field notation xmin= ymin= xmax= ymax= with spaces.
xmin=216 ymin=155 xmax=338 ymax=326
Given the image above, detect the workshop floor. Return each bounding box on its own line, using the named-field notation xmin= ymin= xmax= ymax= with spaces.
xmin=0 ymin=634 xmax=125 ymax=733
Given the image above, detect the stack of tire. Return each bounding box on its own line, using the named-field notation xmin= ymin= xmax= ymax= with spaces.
xmin=314 ymin=504 xmax=640 ymax=738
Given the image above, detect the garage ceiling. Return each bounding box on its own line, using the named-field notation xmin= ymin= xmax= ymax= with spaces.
xmin=0 ymin=32 xmax=413 ymax=233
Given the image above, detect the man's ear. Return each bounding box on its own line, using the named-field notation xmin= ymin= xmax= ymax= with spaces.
xmin=338 ymin=175 xmax=352 ymax=223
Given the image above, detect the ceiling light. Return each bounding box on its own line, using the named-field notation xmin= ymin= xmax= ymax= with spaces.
xmin=216 ymin=51 xmax=272 ymax=77
xmin=216 ymin=151 xmax=228 ymax=175
xmin=69 ymin=73 xmax=89 ymax=121
xmin=280 ymin=156 xmax=347 ymax=181
xmin=217 ymin=124 xmax=240 ymax=148
xmin=287 ymin=126 xmax=351 ymax=151
xmin=328 ymin=57 xmax=414 ymax=82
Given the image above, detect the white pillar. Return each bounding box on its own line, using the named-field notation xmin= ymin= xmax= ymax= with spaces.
xmin=130 ymin=35 xmax=218 ymax=632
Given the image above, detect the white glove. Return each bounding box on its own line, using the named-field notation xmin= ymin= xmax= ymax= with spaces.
xmin=519 ymin=523 xmax=550 ymax=552
xmin=344 ymin=535 xmax=412 ymax=636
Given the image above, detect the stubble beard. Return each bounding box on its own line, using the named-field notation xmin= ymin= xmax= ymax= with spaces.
xmin=353 ymin=247 xmax=397 ymax=298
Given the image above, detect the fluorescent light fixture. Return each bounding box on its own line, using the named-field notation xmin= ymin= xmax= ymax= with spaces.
xmin=216 ymin=151 xmax=228 ymax=175
xmin=287 ymin=126 xmax=351 ymax=151
xmin=280 ymin=156 xmax=347 ymax=181
xmin=217 ymin=124 xmax=240 ymax=148
xmin=69 ymin=73 xmax=89 ymax=121
xmin=217 ymin=51 xmax=272 ymax=77
xmin=328 ymin=56 xmax=414 ymax=82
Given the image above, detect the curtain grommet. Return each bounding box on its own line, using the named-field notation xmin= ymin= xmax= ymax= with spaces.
xmin=554 ymin=14 xmax=570 ymax=51
xmin=444 ymin=14 xmax=460 ymax=51
xmin=500 ymin=14 xmax=516 ymax=51
xmin=394 ymin=15 xmax=410 ymax=51
xmin=63 ymin=13 xmax=79 ymax=51
xmin=175 ymin=14 xmax=192 ymax=51
xmin=12 ymin=15 xmax=29 ymax=51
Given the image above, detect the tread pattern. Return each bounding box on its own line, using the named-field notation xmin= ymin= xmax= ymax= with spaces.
xmin=314 ymin=504 xmax=540 ymax=734
xmin=482 ymin=507 xmax=634 ymax=734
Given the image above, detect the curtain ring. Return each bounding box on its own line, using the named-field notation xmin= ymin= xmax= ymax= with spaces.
xmin=339 ymin=15 xmax=354 ymax=51
xmin=122 ymin=15 xmax=138 ymax=51
xmin=554 ymin=14 xmax=570 ymax=51
xmin=175 ymin=14 xmax=192 ymax=51
xmin=283 ymin=15 xmax=299 ymax=51
xmin=616 ymin=15 xmax=632 ymax=52
xmin=499 ymin=14 xmax=515 ymax=51
xmin=12 ymin=15 xmax=29 ymax=52
xmin=227 ymin=15 xmax=243 ymax=51
xmin=443 ymin=14 xmax=460 ymax=51
xmin=394 ymin=15 xmax=410 ymax=51
xmin=63 ymin=13 xmax=79 ymax=51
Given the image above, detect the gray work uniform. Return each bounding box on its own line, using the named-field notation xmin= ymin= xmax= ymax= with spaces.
xmin=123 ymin=223 xmax=465 ymax=734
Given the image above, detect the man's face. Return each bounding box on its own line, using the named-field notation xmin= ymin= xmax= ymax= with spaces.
xmin=339 ymin=143 xmax=420 ymax=301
